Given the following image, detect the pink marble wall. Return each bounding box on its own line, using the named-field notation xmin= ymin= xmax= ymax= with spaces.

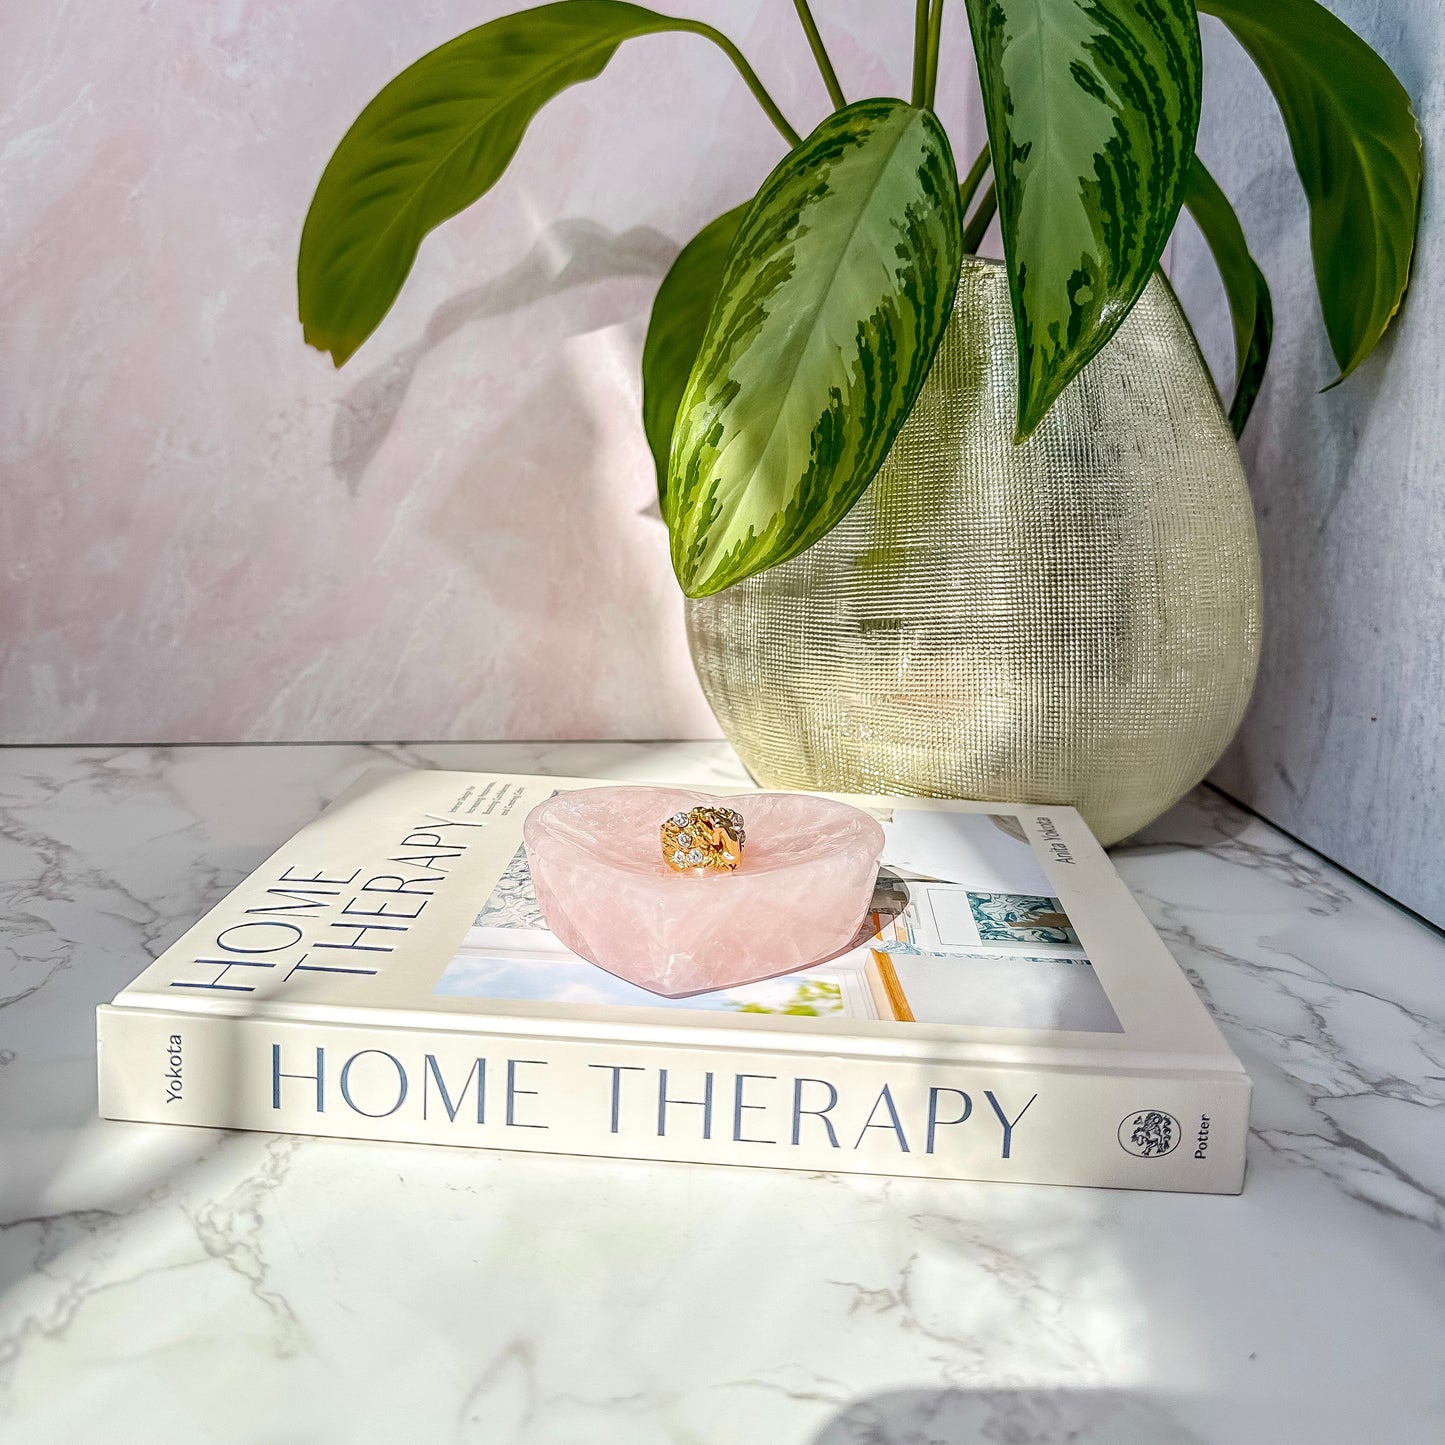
xmin=1 ymin=1 xmax=982 ymax=743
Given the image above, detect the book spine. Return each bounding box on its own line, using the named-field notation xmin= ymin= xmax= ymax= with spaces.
xmin=97 ymin=1004 xmax=1250 ymax=1194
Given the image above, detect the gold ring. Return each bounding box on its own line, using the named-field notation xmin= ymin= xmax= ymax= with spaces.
xmin=662 ymin=806 xmax=745 ymax=874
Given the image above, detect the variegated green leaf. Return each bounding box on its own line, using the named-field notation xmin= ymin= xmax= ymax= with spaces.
xmin=1183 ymin=157 xmax=1273 ymax=436
xmin=1200 ymin=0 xmax=1422 ymax=385
xmin=963 ymin=0 xmax=1202 ymax=439
xmin=666 ymin=99 xmax=963 ymax=599
xmin=641 ymin=206 xmax=745 ymax=503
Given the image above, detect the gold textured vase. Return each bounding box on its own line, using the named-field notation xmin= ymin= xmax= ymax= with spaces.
xmin=685 ymin=258 xmax=1261 ymax=845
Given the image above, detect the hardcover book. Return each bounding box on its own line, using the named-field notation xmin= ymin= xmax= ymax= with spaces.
xmin=96 ymin=769 xmax=1250 ymax=1192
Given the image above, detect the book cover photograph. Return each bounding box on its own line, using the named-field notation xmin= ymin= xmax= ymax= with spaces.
xmin=96 ymin=769 xmax=1251 ymax=1193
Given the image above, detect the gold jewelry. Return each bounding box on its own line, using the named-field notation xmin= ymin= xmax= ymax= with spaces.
xmin=661 ymin=805 xmax=745 ymax=874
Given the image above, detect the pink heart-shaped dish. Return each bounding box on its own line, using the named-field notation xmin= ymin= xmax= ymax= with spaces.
xmin=522 ymin=786 xmax=885 ymax=996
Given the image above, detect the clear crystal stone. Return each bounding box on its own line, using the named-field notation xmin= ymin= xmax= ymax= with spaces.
xmin=672 ymin=850 xmax=685 ymax=864
xmin=687 ymin=848 xmax=703 ymax=864
xmin=677 ymin=833 xmax=691 ymax=846
xmin=671 ymin=811 xmax=688 ymax=825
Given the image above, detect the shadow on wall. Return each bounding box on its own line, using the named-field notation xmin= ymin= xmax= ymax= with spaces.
xmin=422 ymin=356 xmax=684 ymax=737
xmin=1191 ymin=2 xmax=1435 ymax=871
xmin=1196 ymin=142 xmax=1395 ymax=541
xmin=1209 ymin=160 xmax=1398 ymax=816
xmin=329 ymin=218 xmax=678 ymax=494
xmin=807 ymin=1386 xmax=1206 ymax=1443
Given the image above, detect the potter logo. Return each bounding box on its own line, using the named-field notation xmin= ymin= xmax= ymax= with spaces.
xmin=1118 ymin=1108 xmax=1179 ymax=1158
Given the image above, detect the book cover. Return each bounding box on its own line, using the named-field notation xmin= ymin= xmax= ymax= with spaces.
xmin=96 ymin=769 xmax=1250 ymax=1192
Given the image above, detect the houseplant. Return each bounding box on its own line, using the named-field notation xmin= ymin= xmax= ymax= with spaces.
xmin=298 ymin=0 xmax=1422 ymax=837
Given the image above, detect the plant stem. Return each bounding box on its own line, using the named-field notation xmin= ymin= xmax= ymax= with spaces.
xmin=677 ymin=21 xmax=803 ymax=147
xmin=924 ymin=0 xmax=945 ymax=110
xmin=792 ymin=0 xmax=846 ymax=110
xmin=961 ymin=181 xmax=997 ymax=254
xmin=911 ymin=0 xmax=930 ymax=107
xmin=957 ymin=142 xmax=990 ymax=217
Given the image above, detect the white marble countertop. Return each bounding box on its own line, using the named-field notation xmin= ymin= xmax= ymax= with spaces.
xmin=1 ymin=742 xmax=1442 ymax=1443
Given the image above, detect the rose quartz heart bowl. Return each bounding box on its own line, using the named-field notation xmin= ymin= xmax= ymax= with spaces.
xmin=522 ymin=786 xmax=885 ymax=997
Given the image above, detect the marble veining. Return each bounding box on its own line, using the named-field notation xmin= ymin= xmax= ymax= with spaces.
xmin=1 ymin=742 xmax=1443 ymax=1443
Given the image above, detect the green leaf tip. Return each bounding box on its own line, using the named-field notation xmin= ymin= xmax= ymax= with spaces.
xmin=664 ymin=98 xmax=965 ymax=598
xmin=963 ymin=0 xmax=1203 ymax=441
xmin=1182 ymin=156 xmax=1273 ymax=437
xmin=641 ymin=206 xmax=747 ymax=506
xmin=1199 ymin=0 xmax=1423 ymax=389
xmin=296 ymin=2 xmax=783 ymax=368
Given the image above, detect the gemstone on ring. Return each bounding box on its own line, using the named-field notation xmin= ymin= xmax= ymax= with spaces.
xmin=661 ymin=803 xmax=745 ymax=874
